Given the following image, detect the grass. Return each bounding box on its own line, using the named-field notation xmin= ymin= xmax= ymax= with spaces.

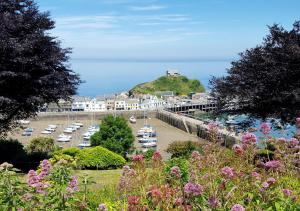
xmin=74 ymin=169 xmax=122 ymax=190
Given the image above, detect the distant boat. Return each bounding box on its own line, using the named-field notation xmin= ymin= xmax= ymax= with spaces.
xmin=57 ymin=136 xmax=71 ymax=142
xmin=24 ymin=128 xmax=34 ymax=132
xmin=138 ymin=136 xmax=157 ymax=143
xmin=45 ymin=127 xmax=55 ymax=132
xmin=129 ymin=116 xmax=137 ymax=124
xmin=22 ymin=131 xmax=32 ymax=136
xmin=41 ymin=130 xmax=51 ymax=134
xmin=78 ymin=141 xmax=91 ymax=148
xmin=137 ymin=125 xmax=155 ymax=137
xmin=73 ymin=122 xmax=83 ymax=127
xmin=63 ymin=128 xmax=74 ymax=133
xmin=141 ymin=142 xmax=157 ymax=148
xmin=48 ymin=124 xmax=57 ymax=129
xmin=18 ymin=120 xmax=30 ymax=125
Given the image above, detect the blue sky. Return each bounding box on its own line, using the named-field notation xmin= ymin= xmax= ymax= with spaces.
xmin=38 ymin=0 xmax=300 ymax=61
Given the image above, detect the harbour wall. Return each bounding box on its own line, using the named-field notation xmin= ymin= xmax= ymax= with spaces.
xmin=156 ymin=110 xmax=239 ymax=147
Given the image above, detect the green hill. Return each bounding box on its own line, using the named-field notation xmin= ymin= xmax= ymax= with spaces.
xmin=129 ymin=75 xmax=205 ymax=96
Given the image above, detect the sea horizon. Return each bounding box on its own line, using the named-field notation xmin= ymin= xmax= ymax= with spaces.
xmin=71 ymin=58 xmax=233 ymax=97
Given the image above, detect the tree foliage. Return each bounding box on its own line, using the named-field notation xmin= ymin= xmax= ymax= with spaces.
xmin=0 ymin=0 xmax=80 ymax=135
xmin=90 ymin=115 xmax=134 ymax=157
xmin=210 ymin=21 xmax=300 ymax=122
xmin=26 ymin=136 xmax=56 ymax=154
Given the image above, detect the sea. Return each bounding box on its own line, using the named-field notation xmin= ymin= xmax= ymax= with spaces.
xmin=70 ymin=58 xmax=231 ymax=96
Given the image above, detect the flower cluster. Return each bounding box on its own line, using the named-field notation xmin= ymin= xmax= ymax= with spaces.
xmin=232 ymin=144 xmax=244 ymax=155
xmin=241 ymin=133 xmax=257 ymax=145
xmin=170 ymin=166 xmax=181 ymax=178
xmin=66 ymin=176 xmax=78 ymax=194
xmin=264 ymin=160 xmax=281 ymax=170
xmin=221 ymin=166 xmax=235 ymax=179
xmin=132 ymin=154 xmax=144 ymax=162
xmin=184 ymin=182 xmax=203 ymax=196
xmin=260 ymin=122 xmax=271 ymax=135
xmin=208 ymin=122 xmax=218 ymax=132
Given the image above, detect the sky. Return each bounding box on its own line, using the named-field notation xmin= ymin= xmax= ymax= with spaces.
xmin=37 ymin=0 xmax=300 ymax=61
xmin=35 ymin=0 xmax=300 ymax=96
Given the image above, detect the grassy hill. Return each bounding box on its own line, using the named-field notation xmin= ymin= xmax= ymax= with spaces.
xmin=130 ymin=75 xmax=205 ymax=96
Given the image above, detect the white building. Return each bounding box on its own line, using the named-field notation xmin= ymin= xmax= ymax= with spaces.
xmin=72 ymin=97 xmax=106 ymax=112
xmin=140 ymin=96 xmax=166 ymax=110
xmin=115 ymin=100 xmax=125 ymax=110
xmin=125 ymin=99 xmax=139 ymax=110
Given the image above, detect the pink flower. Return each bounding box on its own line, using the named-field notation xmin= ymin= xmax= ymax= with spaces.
xmin=208 ymin=122 xmax=218 ymax=132
xmin=132 ymin=154 xmax=144 ymax=162
xmin=38 ymin=160 xmax=51 ymax=179
xmin=282 ymin=189 xmax=292 ymax=197
xmin=27 ymin=170 xmax=40 ymax=187
xmin=296 ymin=117 xmax=300 ymax=127
xmin=66 ymin=176 xmax=78 ymax=194
xmin=251 ymin=172 xmax=260 ymax=179
xmin=289 ymin=138 xmax=299 ymax=147
xmin=221 ymin=166 xmax=235 ymax=178
xmin=231 ymin=204 xmax=245 ymax=211
xmin=152 ymin=151 xmax=162 ymax=161
xmin=175 ymin=197 xmax=183 ymax=206
xmin=128 ymin=196 xmax=140 ymax=205
xmin=264 ymin=160 xmax=281 ymax=169
xmin=260 ymin=122 xmax=271 ymax=135
xmin=150 ymin=187 xmax=162 ymax=198
xmin=232 ymin=144 xmax=244 ymax=155
xmin=208 ymin=196 xmax=219 ymax=208
xmin=241 ymin=133 xmax=257 ymax=145
xmin=170 ymin=166 xmax=181 ymax=178
xmin=184 ymin=182 xmax=203 ymax=196
xmin=266 ymin=177 xmax=276 ymax=185
xmin=262 ymin=182 xmax=269 ymax=189
xmin=97 ymin=204 xmax=108 ymax=211
xmin=191 ymin=151 xmax=201 ymax=159
xmin=278 ymin=137 xmax=286 ymax=143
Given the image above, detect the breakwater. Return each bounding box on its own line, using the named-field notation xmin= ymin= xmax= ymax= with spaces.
xmin=156 ymin=110 xmax=239 ymax=147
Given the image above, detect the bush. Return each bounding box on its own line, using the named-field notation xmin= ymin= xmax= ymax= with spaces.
xmin=61 ymin=147 xmax=80 ymax=157
xmin=77 ymin=146 xmax=126 ymax=170
xmin=90 ymin=115 xmax=134 ymax=157
xmin=166 ymin=141 xmax=203 ymax=158
xmin=26 ymin=136 xmax=56 ymax=154
xmin=165 ymin=157 xmax=189 ymax=182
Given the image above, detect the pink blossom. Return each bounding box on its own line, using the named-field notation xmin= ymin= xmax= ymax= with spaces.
xmin=38 ymin=160 xmax=51 ymax=179
xmin=66 ymin=176 xmax=78 ymax=194
xmin=175 ymin=197 xmax=183 ymax=206
xmin=251 ymin=172 xmax=260 ymax=179
xmin=191 ymin=151 xmax=201 ymax=159
xmin=170 ymin=166 xmax=181 ymax=178
xmin=289 ymin=138 xmax=299 ymax=147
xmin=208 ymin=122 xmax=218 ymax=132
xmin=208 ymin=196 xmax=219 ymax=208
xmin=97 ymin=204 xmax=108 ymax=211
xmin=150 ymin=187 xmax=162 ymax=198
xmin=232 ymin=144 xmax=244 ymax=155
xmin=128 ymin=196 xmax=140 ymax=205
xmin=260 ymin=122 xmax=271 ymax=135
xmin=266 ymin=177 xmax=276 ymax=185
xmin=184 ymin=182 xmax=203 ymax=196
xmin=132 ymin=154 xmax=144 ymax=162
xmin=262 ymin=182 xmax=269 ymax=189
xmin=231 ymin=204 xmax=245 ymax=211
xmin=221 ymin=166 xmax=235 ymax=178
xmin=282 ymin=189 xmax=292 ymax=197
xmin=278 ymin=137 xmax=287 ymax=143
xmin=241 ymin=133 xmax=257 ymax=145
xmin=296 ymin=117 xmax=300 ymax=127
xmin=27 ymin=170 xmax=40 ymax=187
xmin=264 ymin=160 xmax=281 ymax=169
xmin=152 ymin=151 xmax=162 ymax=161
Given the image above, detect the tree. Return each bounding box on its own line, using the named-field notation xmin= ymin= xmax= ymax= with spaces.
xmin=90 ymin=115 xmax=135 ymax=157
xmin=0 ymin=0 xmax=80 ymax=135
xmin=210 ymin=21 xmax=300 ymax=122
xmin=26 ymin=136 xmax=56 ymax=154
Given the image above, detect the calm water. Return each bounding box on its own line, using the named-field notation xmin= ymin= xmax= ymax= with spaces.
xmin=70 ymin=59 xmax=231 ymax=96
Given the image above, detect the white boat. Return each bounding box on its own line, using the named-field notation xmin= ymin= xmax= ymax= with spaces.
xmin=141 ymin=142 xmax=157 ymax=148
xmin=45 ymin=127 xmax=55 ymax=132
xmin=57 ymin=137 xmax=71 ymax=142
xmin=48 ymin=124 xmax=57 ymax=129
xmin=73 ymin=122 xmax=84 ymax=127
xmin=18 ymin=120 xmax=30 ymax=125
xmin=137 ymin=126 xmax=155 ymax=137
xmin=58 ymin=134 xmax=71 ymax=139
xmin=129 ymin=116 xmax=137 ymax=124
xmin=71 ymin=125 xmax=81 ymax=130
xmin=78 ymin=141 xmax=91 ymax=148
xmin=138 ymin=137 xmax=158 ymax=143
xmin=63 ymin=128 xmax=74 ymax=133
xmin=41 ymin=130 xmax=52 ymax=134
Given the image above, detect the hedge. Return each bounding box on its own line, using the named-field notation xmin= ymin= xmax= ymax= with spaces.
xmin=77 ymin=146 xmax=126 ymax=169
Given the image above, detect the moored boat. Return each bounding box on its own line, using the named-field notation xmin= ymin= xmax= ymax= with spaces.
xmin=129 ymin=116 xmax=137 ymax=124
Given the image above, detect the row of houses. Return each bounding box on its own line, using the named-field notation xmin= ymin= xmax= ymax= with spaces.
xmin=43 ymin=95 xmax=166 ymax=112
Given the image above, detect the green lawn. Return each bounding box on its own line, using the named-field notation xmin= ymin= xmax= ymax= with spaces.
xmin=74 ymin=169 xmax=122 ymax=190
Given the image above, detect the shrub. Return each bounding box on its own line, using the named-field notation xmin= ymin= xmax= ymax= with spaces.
xmin=0 ymin=138 xmax=27 ymax=170
xmin=166 ymin=141 xmax=203 ymax=158
xmin=61 ymin=147 xmax=80 ymax=157
xmin=26 ymin=136 xmax=57 ymax=154
xmin=90 ymin=115 xmax=134 ymax=157
xmin=77 ymin=146 xmax=126 ymax=170
xmin=165 ymin=157 xmax=189 ymax=182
